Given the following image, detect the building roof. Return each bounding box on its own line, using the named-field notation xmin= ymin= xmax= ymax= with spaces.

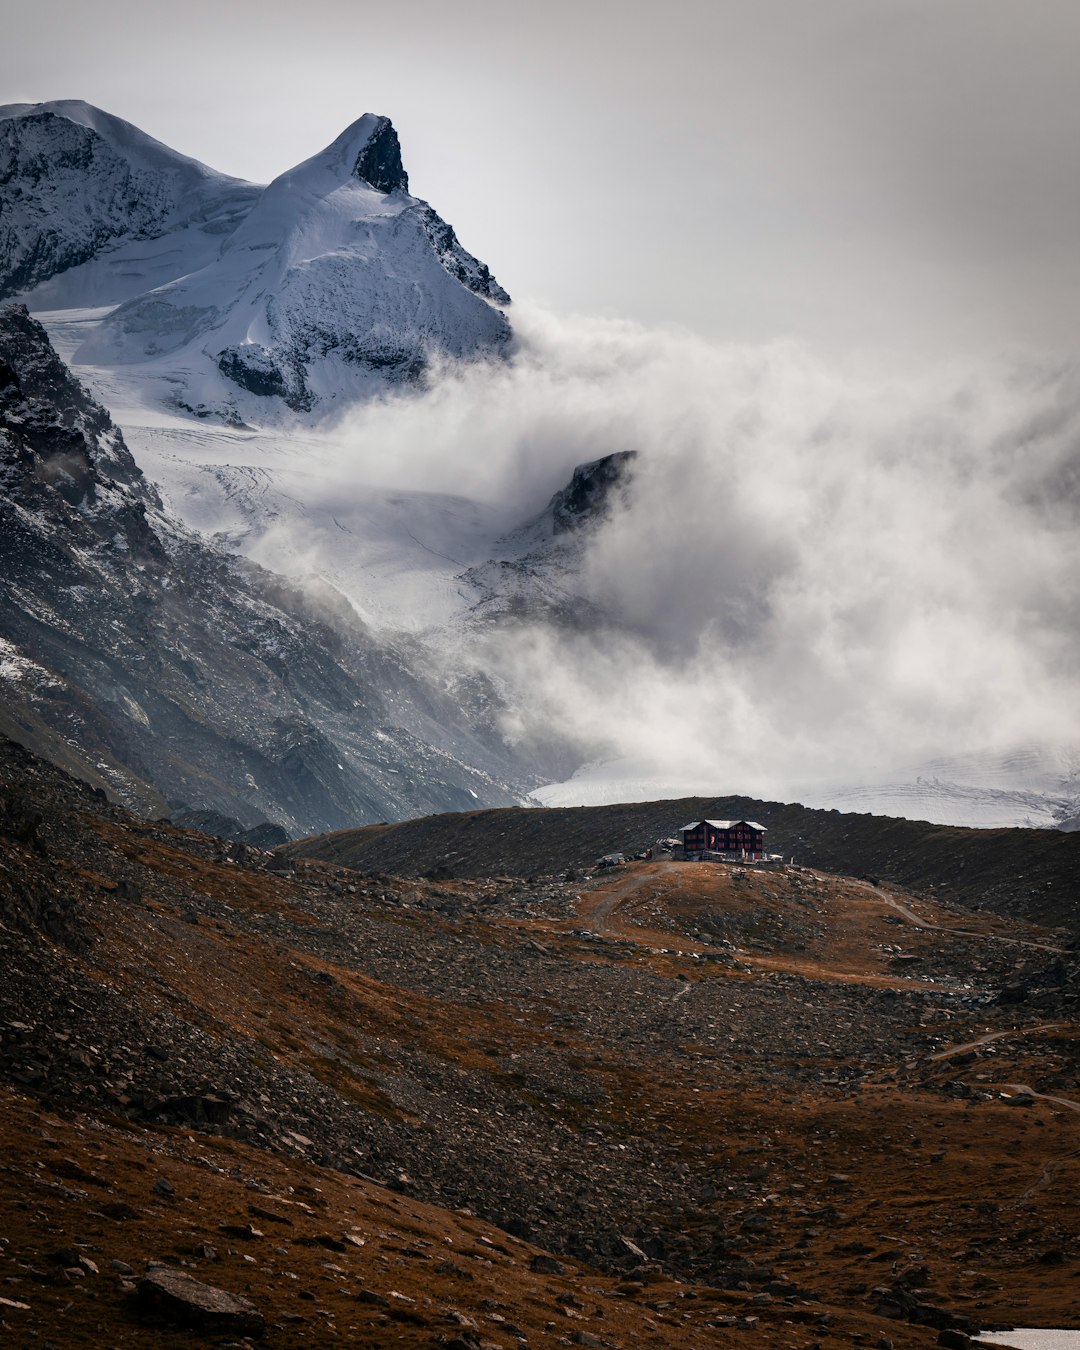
xmin=679 ymin=819 xmax=767 ymax=833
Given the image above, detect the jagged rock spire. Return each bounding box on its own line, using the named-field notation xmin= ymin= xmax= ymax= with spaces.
xmin=352 ymin=117 xmax=409 ymax=194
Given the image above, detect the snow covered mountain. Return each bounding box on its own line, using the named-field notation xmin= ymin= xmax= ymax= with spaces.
xmin=802 ymin=746 xmax=1080 ymax=831
xmin=1 ymin=101 xmax=510 ymax=418
xmin=533 ymin=751 xmax=1080 ymax=830
xmin=459 ymin=451 xmax=637 ymax=631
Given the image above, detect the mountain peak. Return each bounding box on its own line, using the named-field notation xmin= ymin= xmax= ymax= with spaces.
xmin=0 ymin=102 xmax=507 ymax=412
xmin=0 ymin=99 xmax=259 ymax=302
xmin=283 ymin=113 xmax=409 ymax=195
xmin=350 ymin=115 xmax=409 ymax=194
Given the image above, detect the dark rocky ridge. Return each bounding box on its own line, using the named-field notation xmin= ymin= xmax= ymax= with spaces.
xmin=288 ymin=794 xmax=1080 ymax=930
xmin=415 ymin=201 xmax=512 ymax=305
xmin=0 ymin=304 xmax=533 ymax=832
xmin=550 ymin=450 xmax=637 ymax=534
xmin=0 ymin=108 xmax=172 ymax=298
xmin=171 ymin=807 xmax=289 ymax=849
xmin=0 ymin=300 xmax=148 ymax=496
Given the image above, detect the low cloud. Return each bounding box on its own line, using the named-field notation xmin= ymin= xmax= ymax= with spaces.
xmin=293 ymin=305 xmax=1080 ymax=798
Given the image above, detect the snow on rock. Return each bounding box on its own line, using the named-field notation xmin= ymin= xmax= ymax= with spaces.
xmin=804 ymin=745 xmax=1080 ymax=830
xmin=548 ymin=451 xmax=637 ymax=535
xmin=84 ymin=111 xmax=511 ymax=414
xmin=0 ymin=102 xmax=510 ymax=418
xmin=454 ymin=450 xmax=637 ymax=632
xmin=0 ymin=101 xmax=258 ymax=304
xmin=0 ymin=303 xmax=534 ymax=831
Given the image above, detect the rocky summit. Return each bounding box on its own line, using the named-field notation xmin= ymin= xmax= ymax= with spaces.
xmin=1 ymin=733 xmax=1079 ymax=1346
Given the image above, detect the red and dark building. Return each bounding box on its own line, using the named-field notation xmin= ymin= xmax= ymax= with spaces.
xmin=679 ymin=819 xmax=767 ymax=861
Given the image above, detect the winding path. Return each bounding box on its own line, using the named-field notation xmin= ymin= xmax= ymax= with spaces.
xmin=868 ymin=885 xmax=1064 ymax=955
xmin=927 ymin=1029 xmax=1080 ymax=1208
xmin=928 ymin=1025 xmax=1065 ymax=1063
xmin=575 ymin=862 xmax=682 ymax=935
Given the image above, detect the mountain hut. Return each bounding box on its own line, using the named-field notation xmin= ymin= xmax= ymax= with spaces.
xmin=679 ymin=819 xmax=767 ymax=861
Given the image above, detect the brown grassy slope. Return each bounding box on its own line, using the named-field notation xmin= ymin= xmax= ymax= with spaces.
xmin=4 ymin=736 xmax=1080 ymax=1346
xmin=3 ymin=1085 xmax=802 ymax=1350
xmin=5 ymin=1072 xmax=1079 ymax=1350
xmin=287 ymin=796 xmax=1080 ymax=928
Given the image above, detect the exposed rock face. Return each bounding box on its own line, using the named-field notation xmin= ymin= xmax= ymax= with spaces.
xmin=455 ymin=451 xmax=636 ymax=640
xmin=216 ymin=343 xmax=296 ymax=403
xmin=352 ymin=114 xmax=409 ymax=193
xmin=171 ymin=808 xmax=289 ymax=849
xmin=0 ymin=108 xmax=171 ymax=296
xmin=0 ymin=300 xmax=149 ymax=496
xmin=0 ymin=304 xmax=532 ymax=832
xmin=416 ymin=201 xmax=512 ymax=305
xmin=0 ymin=101 xmax=257 ymax=302
xmin=549 ymin=451 xmax=637 ymax=534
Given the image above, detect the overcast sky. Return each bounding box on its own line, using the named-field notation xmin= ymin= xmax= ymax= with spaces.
xmin=5 ymin=0 xmax=1080 ymax=361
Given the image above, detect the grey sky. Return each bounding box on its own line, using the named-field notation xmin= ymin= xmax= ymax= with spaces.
xmin=4 ymin=0 xmax=1080 ymax=358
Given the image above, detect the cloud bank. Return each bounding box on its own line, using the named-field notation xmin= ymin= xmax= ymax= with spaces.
xmin=311 ymin=305 xmax=1080 ymax=801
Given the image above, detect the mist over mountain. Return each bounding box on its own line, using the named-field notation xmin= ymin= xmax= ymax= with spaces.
xmin=254 ymin=308 xmax=1080 ymax=827
xmin=0 ymin=100 xmax=1077 ymax=832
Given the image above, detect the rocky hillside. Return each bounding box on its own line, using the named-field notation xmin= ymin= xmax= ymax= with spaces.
xmin=0 ymin=304 xmax=532 ymax=832
xmin=2 ymin=733 xmax=1079 ymax=1345
xmin=288 ymin=793 xmax=1080 ymax=930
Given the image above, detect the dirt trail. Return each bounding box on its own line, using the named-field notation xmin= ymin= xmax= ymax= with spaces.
xmin=573 ymin=861 xmax=699 ymax=946
xmin=929 ymin=1025 xmax=1066 ymax=1062
xmin=866 ymin=883 xmax=1064 ymax=954
xmin=564 ymin=862 xmax=1071 ymax=1020
xmin=998 ymin=1083 xmax=1080 ymax=1115
xmin=577 ymin=863 xmax=674 ymax=929
xmin=569 ymin=861 xmax=1080 ymax=1232
xmin=927 ymin=1029 xmax=1080 ymax=1209
xmin=1008 ymin=1146 xmax=1080 ymax=1208
xmin=569 ymin=862 xmax=1056 ymax=989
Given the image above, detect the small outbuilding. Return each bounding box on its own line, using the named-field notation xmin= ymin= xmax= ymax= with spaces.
xmin=679 ymin=819 xmax=767 ymax=861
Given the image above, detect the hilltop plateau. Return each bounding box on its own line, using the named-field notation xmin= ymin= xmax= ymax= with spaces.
xmin=287 ymin=797 xmax=1080 ymax=930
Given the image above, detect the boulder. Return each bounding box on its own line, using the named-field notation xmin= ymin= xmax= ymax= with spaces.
xmin=137 ymin=1265 xmax=264 ymax=1336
